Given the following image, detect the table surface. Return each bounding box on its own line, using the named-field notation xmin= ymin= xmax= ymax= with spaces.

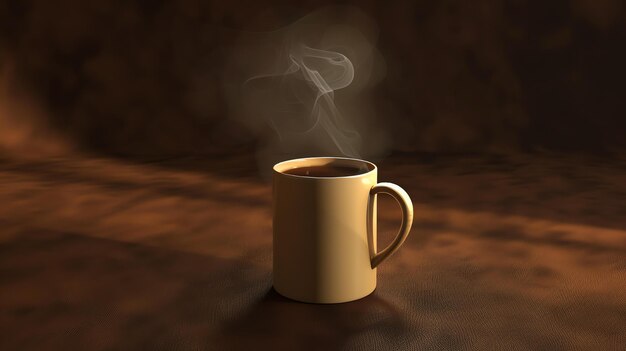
xmin=1 ymin=152 xmax=625 ymax=350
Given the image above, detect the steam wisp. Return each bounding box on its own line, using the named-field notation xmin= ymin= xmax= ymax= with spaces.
xmin=247 ymin=43 xmax=362 ymax=158
xmin=224 ymin=6 xmax=387 ymax=171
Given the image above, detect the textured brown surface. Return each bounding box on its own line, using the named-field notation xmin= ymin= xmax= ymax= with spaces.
xmin=0 ymin=152 xmax=625 ymax=350
xmin=1 ymin=0 xmax=625 ymax=349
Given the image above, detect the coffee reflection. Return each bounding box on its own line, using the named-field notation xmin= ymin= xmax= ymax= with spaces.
xmin=282 ymin=165 xmax=368 ymax=177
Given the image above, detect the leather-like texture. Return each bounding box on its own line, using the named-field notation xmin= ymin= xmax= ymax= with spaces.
xmin=0 ymin=153 xmax=625 ymax=350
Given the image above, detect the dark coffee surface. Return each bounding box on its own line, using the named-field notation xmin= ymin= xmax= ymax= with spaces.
xmin=282 ymin=165 xmax=367 ymax=177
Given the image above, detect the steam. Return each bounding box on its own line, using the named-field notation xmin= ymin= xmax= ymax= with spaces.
xmin=248 ymin=43 xmax=361 ymax=158
xmin=223 ymin=6 xmax=387 ymax=171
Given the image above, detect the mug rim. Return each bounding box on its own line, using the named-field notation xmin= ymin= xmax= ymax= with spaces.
xmin=273 ymin=156 xmax=377 ymax=180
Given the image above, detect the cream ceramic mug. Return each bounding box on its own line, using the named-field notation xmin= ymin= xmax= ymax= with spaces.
xmin=273 ymin=157 xmax=414 ymax=303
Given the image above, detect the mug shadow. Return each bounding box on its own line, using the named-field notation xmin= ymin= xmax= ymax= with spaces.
xmin=215 ymin=287 xmax=406 ymax=351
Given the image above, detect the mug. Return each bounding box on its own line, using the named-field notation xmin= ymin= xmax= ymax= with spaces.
xmin=273 ymin=156 xmax=414 ymax=303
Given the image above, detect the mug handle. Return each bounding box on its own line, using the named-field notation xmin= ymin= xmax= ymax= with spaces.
xmin=369 ymin=182 xmax=414 ymax=268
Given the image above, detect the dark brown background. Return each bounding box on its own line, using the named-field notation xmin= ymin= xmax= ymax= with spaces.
xmin=1 ymin=0 xmax=625 ymax=156
xmin=1 ymin=1 xmax=625 ymax=350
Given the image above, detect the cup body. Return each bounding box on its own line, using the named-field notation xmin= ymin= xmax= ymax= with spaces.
xmin=273 ymin=157 xmax=378 ymax=303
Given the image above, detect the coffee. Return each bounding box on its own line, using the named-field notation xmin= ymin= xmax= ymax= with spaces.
xmin=283 ymin=165 xmax=367 ymax=177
